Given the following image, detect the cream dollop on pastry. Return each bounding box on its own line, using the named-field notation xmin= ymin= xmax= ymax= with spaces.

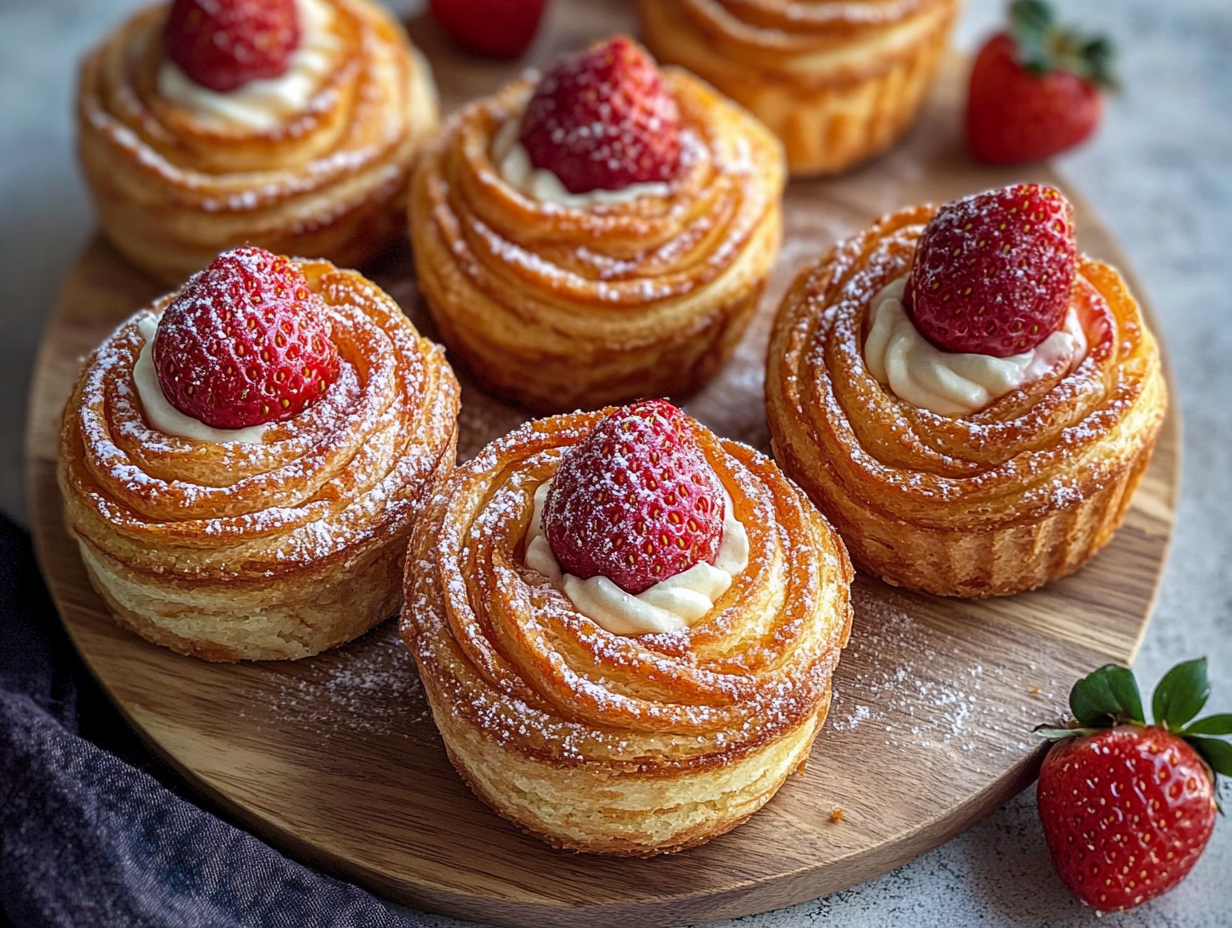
xmin=864 ymin=276 xmax=1089 ymax=417
xmin=77 ymin=0 xmax=440 ymax=284
xmin=59 ymin=256 xmax=460 ymax=661
xmin=401 ymin=408 xmax=852 ymax=856
xmin=524 ymin=479 xmax=750 ymax=634
xmin=409 ymin=38 xmax=784 ymax=411
xmin=766 ymin=202 xmax=1167 ymax=597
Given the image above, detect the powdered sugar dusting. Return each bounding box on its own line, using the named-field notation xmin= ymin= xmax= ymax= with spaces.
xmin=242 ymin=623 xmax=433 ymax=741
xmin=823 ymin=583 xmax=1069 ymax=770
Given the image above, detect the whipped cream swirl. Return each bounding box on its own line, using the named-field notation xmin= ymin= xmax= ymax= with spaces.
xmin=864 ymin=276 xmax=1089 ymax=417
xmin=492 ymin=119 xmax=672 ymax=208
xmin=133 ymin=315 xmax=272 ymax=444
xmin=156 ymin=0 xmax=342 ymax=132
xmin=524 ymin=479 xmax=749 ymax=635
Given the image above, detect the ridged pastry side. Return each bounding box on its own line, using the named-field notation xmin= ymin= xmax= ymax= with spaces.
xmin=402 ymin=411 xmax=852 ymax=856
xmin=409 ymin=69 xmax=784 ymax=412
xmin=639 ymin=0 xmax=958 ymax=176
xmin=765 ymin=205 xmax=1168 ymax=598
xmin=59 ymin=260 xmax=460 ymax=661
xmin=76 ymin=0 xmax=439 ymax=285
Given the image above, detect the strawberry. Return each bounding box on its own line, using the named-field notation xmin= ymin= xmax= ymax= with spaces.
xmin=903 ymin=183 xmax=1077 ymax=358
xmin=542 ymin=399 xmax=724 ymax=595
xmin=518 ymin=37 xmax=681 ymax=195
xmin=153 ymin=247 xmax=340 ymax=430
xmin=163 ymin=0 xmax=300 ymax=93
xmin=967 ymin=0 xmax=1117 ymax=164
xmin=1035 ymin=659 xmax=1232 ymax=913
xmin=429 ymin=0 xmax=547 ymax=59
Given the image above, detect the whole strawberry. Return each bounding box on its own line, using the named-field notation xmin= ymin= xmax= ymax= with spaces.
xmin=429 ymin=0 xmax=547 ymax=59
xmin=1035 ymin=659 xmax=1231 ymax=913
xmin=164 ymin=0 xmax=300 ymax=93
xmin=967 ymin=0 xmax=1117 ymax=164
xmin=543 ymin=399 xmax=724 ymax=595
xmin=904 ymin=183 xmax=1077 ymax=358
xmin=519 ymin=37 xmax=681 ymax=195
xmin=153 ymin=247 xmax=340 ymax=430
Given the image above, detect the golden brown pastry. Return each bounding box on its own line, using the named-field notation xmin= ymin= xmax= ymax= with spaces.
xmin=765 ymin=191 xmax=1167 ymax=597
xmin=409 ymin=37 xmax=785 ymax=412
xmin=638 ymin=0 xmax=958 ymax=177
xmin=402 ymin=402 xmax=852 ymax=856
xmin=59 ymin=251 xmax=460 ymax=661
xmin=76 ymin=0 xmax=439 ymax=286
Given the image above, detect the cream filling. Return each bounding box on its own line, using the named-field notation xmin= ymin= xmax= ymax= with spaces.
xmin=133 ymin=315 xmax=272 ymax=444
xmin=524 ymin=479 xmax=749 ymax=635
xmin=156 ymin=0 xmax=343 ymax=132
xmin=492 ymin=119 xmax=672 ymax=207
xmin=864 ymin=276 xmax=1089 ymax=417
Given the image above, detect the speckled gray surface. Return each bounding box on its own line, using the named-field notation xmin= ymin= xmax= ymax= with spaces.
xmin=1 ymin=0 xmax=1230 ymax=924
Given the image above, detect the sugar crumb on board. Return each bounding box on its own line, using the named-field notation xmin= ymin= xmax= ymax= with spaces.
xmin=822 ymin=585 xmax=1069 ymax=770
xmin=239 ymin=623 xmax=434 ymax=741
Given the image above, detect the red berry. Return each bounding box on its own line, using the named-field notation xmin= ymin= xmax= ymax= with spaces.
xmin=543 ymin=399 xmax=724 ymax=595
xmin=429 ymin=0 xmax=547 ymax=59
xmin=153 ymin=247 xmax=340 ymax=430
xmin=1037 ymin=726 xmax=1216 ymax=912
xmin=519 ymin=37 xmax=681 ymax=195
xmin=966 ymin=2 xmax=1116 ymax=165
xmin=904 ymin=183 xmax=1077 ymax=358
xmin=164 ymin=0 xmax=299 ymax=93
xmin=967 ymin=34 xmax=1103 ymax=163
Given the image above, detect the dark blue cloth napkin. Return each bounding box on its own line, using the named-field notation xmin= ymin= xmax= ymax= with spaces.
xmin=0 ymin=514 xmax=421 ymax=928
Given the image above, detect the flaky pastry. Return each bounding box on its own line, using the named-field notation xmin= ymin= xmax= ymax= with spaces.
xmin=401 ymin=411 xmax=852 ymax=856
xmin=76 ymin=0 xmax=439 ymax=285
xmin=59 ymin=259 xmax=460 ymax=661
xmin=409 ymin=67 xmax=784 ymax=412
xmin=765 ymin=205 xmax=1167 ymax=597
xmin=638 ymin=0 xmax=958 ymax=176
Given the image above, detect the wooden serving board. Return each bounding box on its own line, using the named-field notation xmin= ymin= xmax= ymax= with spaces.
xmin=25 ymin=3 xmax=1179 ymax=926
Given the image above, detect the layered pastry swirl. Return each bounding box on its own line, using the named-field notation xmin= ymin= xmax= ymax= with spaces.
xmin=409 ymin=65 xmax=785 ymax=412
xmin=59 ymin=258 xmax=460 ymax=661
xmin=76 ymin=0 xmax=439 ymax=285
xmin=401 ymin=410 xmax=852 ymax=856
xmin=638 ymin=0 xmax=958 ymax=176
xmin=766 ymin=204 xmax=1167 ymax=597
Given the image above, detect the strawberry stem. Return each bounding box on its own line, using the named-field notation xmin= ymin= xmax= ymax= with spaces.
xmin=1038 ymin=658 xmax=1232 ymax=812
xmin=1068 ymin=663 xmax=1144 ymax=727
xmin=1008 ymin=0 xmax=1119 ymax=91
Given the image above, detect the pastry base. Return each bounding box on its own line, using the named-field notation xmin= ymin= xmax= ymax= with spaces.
xmin=427 ymin=677 xmax=831 ymax=857
xmin=76 ymin=532 xmax=405 ymax=662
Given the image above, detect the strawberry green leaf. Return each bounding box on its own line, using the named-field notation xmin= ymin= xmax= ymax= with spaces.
xmin=1069 ymin=664 xmax=1144 ymax=728
xmin=1188 ymin=736 xmax=1232 ymax=778
xmin=1185 ymin=714 xmax=1232 ymax=736
xmin=1009 ymin=0 xmax=1054 ymax=37
xmin=1152 ymin=657 xmax=1210 ymax=731
xmin=1009 ymin=0 xmax=1054 ymax=72
xmin=1007 ymin=0 xmax=1119 ymax=91
xmin=1078 ymin=37 xmax=1118 ymax=89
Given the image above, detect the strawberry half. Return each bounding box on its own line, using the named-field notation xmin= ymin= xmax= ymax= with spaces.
xmin=904 ymin=183 xmax=1078 ymax=358
xmin=542 ymin=399 xmax=724 ymax=595
xmin=164 ymin=0 xmax=300 ymax=93
xmin=1036 ymin=660 xmax=1231 ymax=912
xmin=429 ymin=0 xmax=547 ymax=59
xmin=153 ymin=247 xmax=340 ymax=430
xmin=967 ymin=0 xmax=1117 ymax=164
xmin=518 ymin=37 xmax=682 ymax=195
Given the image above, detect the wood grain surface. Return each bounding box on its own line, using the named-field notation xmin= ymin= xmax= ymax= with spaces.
xmin=24 ymin=2 xmax=1179 ymax=926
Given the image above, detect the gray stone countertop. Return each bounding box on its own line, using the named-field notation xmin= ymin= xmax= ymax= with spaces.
xmin=1 ymin=0 xmax=1230 ymax=925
